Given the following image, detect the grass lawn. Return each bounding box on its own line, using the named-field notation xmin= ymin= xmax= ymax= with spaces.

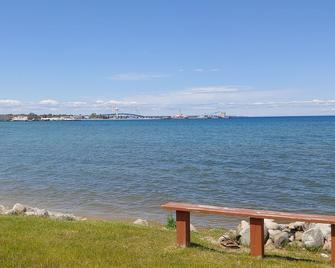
xmin=0 ymin=216 xmax=331 ymax=267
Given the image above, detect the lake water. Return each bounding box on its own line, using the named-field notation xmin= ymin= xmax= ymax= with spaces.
xmin=0 ymin=117 xmax=335 ymax=227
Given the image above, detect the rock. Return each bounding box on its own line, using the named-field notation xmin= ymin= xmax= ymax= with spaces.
xmin=12 ymin=203 xmax=26 ymax=214
xmin=237 ymin=220 xmax=268 ymax=247
xmin=268 ymin=229 xmax=282 ymax=239
xmin=239 ymin=227 xmax=250 ymax=246
xmin=289 ymin=235 xmax=294 ymax=242
xmin=302 ymin=228 xmax=324 ymax=249
xmin=265 ymin=239 xmax=275 ymax=249
xmin=320 ymin=253 xmax=329 ymax=258
xmin=323 ymin=240 xmax=331 ymax=252
xmin=218 ymin=235 xmax=240 ymax=249
xmin=25 ymin=208 xmax=49 ymax=217
xmin=190 ymin=224 xmax=197 ymax=232
xmin=133 ymin=219 xmax=149 ymax=226
xmin=236 ymin=220 xmax=249 ymax=235
xmin=0 ymin=205 xmax=6 ymax=214
xmin=288 ymin=221 xmax=305 ymax=231
xmin=273 ymin=232 xmax=289 ymax=248
xmin=295 ymin=231 xmax=304 ymax=241
xmin=264 ymin=219 xmax=280 ymax=230
xmin=304 ymin=222 xmax=316 ymax=231
xmin=49 ymin=212 xmax=79 ymax=221
xmin=314 ymin=223 xmax=331 ymax=239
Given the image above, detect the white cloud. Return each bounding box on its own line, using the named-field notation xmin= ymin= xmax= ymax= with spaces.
xmin=193 ymin=68 xmax=220 ymax=72
xmin=0 ymin=99 xmax=21 ymax=106
xmin=39 ymin=99 xmax=59 ymax=106
xmin=107 ymin=73 xmax=168 ymax=81
xmin=193 ymin=68 xmax=204 ymax=72
xmin=65 ymin=101 xmax=88 ymax=108
xmin=184 ymin=86 xmax=241 ymax=95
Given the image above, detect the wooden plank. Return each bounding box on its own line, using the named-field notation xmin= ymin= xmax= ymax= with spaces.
xmin=161 ymin=202 xmax=335 ymax=224
xmin=332 ymin=224 xmax=335 ymax=267
xmin=176 ymin=210 xmax=190 ymax=247
xmin=250 ymin=218 xmax=264 ymax=258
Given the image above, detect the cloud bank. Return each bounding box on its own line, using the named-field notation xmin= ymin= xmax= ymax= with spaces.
xmin=1 ymin=86 xmax=334 ymax=116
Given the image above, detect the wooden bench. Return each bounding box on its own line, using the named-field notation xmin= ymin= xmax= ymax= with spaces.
xmin=162 ymin=202 xmax=335 ymax=267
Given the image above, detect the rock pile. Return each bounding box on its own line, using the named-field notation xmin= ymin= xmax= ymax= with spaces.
xmin=219 ymin=219 xmax=332 ymax=252
xmin=0 ymin=203 xmax=85 ymax=221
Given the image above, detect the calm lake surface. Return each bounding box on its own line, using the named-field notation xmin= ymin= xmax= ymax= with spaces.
xmin=1 ymin=117 xmax=335 ymax=227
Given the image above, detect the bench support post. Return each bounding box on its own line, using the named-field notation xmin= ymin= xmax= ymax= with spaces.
xmin=250 ymin=218 xmax=264 ymax=258
xmin=176 ymin=210 xmax=190 ymax=247
xmin=332 ymin=224 xmax=335 ymax=267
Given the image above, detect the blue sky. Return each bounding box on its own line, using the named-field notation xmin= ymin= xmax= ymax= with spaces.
xmin=0 ymin=0 xmax=334 ymax=116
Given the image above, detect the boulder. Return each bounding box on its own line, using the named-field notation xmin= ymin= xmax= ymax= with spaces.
xmin=273 ymin=232 xmax=289 ymax=248
xmin=133 ymin=218 xmax=149 ymax=226
xmin=239 ymin=225 xmax=268 ymax=246
xmin=239 ymin=227 xmax=250 ymax=246
xmin=264 ymin=219 xmax=280 ymax=230
xmin=220 ymin=230 xmax=237 ymax=241
xmin=49 ymin=212 xmax=79 ymax=221
xmin=268 ymin=229 xmax=282 ymax=240
xmin=302 ymin=228 xmax=324 ymax=249
xmin=295 ymin=231 xmax=304 ymax=241
xmin=236 ymin=220 xmax=249 ymax=235
xmin=25 ymin=208 xmax=49 ymax=217
xmin=12 ymin=203 xmax=26 ymax=214
xmin=288 ymin=221 xmax=305 ymax=231
xmin=0 ymin=205 xmax=6 ymax=214
xmin=323 ymin=240 xmax=331 ymax=252
xmin=314 ymin=223 xmax=331 ymax=239
xmin=265 ymin=238 xmax=275 ymax=249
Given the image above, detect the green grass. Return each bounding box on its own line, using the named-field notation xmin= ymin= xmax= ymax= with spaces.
xmin=0 ymin=216 xmax=331 ymax=267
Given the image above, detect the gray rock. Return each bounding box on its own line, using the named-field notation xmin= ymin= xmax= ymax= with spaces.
xmin=264 ymin=219 xmax=280 ymax=230
xmin=0 ymin=205 xmax=6 ymax=214
xmin=314 ymin=223 xmax=331 ymax=239
xmin=49 ymin=212 xmax=79 ymax=221
xmin=273 ymin=232 xmax=289 ymax=248
xmin=239 ymin=225 xmax=268 ymax=246
xmin=295 ymin=231 xmax=304 ymax=241
xmin=12 ymin=203 xmax=26 ymax=214
xmin=265 ymin=238 xmax=275 ymax=249
xmin=236 ymin=220 xmax=249 ymax=235
xmin=268 ymin=229 xmax=282 ymax=240
xmin=302 ymin=228 xmax=324 ymax=249
xmin=220 ymin=230 xmax=237 ymax=241
xmin=323 ymin=240 xmax=331 ymax=252
xmin=239 ymin=227 xmax=250 ymax=246
xmin=133 ymin=219 xmax=149 ymax=226
xmin=25 ymin=208 xmax=49 ymax=217
xmin=289 ymin=235 xmax=294 ymax=242
xmin=288 ymin=221 xmax=305 ymax=231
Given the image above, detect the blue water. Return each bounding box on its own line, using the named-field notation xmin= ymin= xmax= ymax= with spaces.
xmin=0 ymin=117 xmax=335 ymax=227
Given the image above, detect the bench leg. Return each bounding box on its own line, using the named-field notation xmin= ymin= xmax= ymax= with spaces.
xmin=250 ymin=218 xmax=264 ymax=258
xmin=176 ymin=210 xmax=190 ymax=247
xmin=332 ymin=224 xmax=335 ymax=267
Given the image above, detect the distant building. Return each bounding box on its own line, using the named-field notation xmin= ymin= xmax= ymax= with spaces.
xmin=11 ymin=115 xmax=28 ymax=121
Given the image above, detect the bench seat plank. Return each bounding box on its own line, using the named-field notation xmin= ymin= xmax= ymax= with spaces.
xmin=161 ymin=202 xmax=335 ymax=224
